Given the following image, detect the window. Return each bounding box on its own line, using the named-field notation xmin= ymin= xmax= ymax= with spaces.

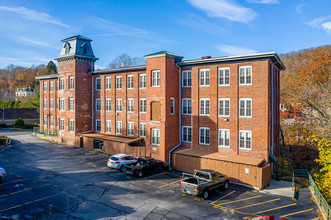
xmin=139 ymin=123 xmax=146 ymax=137
xmin=182 ymin=70 xmax=192 ymax=87
xmin=105 ymin=77 xmax=111 ymax=90
xmin=50 ymin=116 xmax=54 ymax=126
xmin=106 ymin=99 xmax=111 ymax=112
xmin=56 ymin=116 xmax=58 ymax=127
xmin=96 ymin=77 xmax=101 ymax=91
xmin=50 ymin=81 xmax=54 ymax=92
xmin=56 ymin=99 xmax=59 ymax=109
xmin=69 ymin=119 xmax=74 ymax=132
xmin=239 ymin=99 xmax=252 ymax=117
xmin=199 ymin=127 xmax=210 ymax=145
xmin=218 ymin=129 xmax=230 ymax=147
xmin=139 ymin=74 xmax=146 ymax=89
xmin=116 ymin=99 xmax=122 ymax=112
xmin=139 ymin=99 xmax=146 ymax=113
xmin=69 ymin=98 xmax=74 ymax=111
xmin=127 ymin=122 xmax=134 ymax=136
xmin=199 ymin=99 xmax=210 ymax=116
xmin=59 ymin=78 xmax=65 ymax=90
xmin=43 ymin=115 xmax=47 ymax=126
xmin=69 ymin=77 xmax=74 ymax=90
xmin=96 ymin=119 xmax=101 ymax=132
xmin=59 ymin=99 xmax=64 ymax=111
xmin=127 ymin=75 xmax=134 ymax=89
xmin=106 ymin=120 xmax=111 ymax=133
xmin=43 ymin=82 xmax=47 ymax=92
xmin=239 ymin=130 xmax=251 ymax=150
xmin=127 ymin=99 xmax=134 ymax=113
xmin=239 ymin=66 xmax=252 ymax=85
xmin=116 ymin=121 xmax=122 ymax=134
xmin=170 ymin=98 xmax=175 ymax=115
xmin=182 ymin=98 xmax=191 ymax=115
xmin=43 ymin=99 xmax=47 ymax=109
xmin=59 ymin=118 xmax=64 ymax=131
xmin=151 ymin=128 xmax=160 ymax=145
xmin=56 ymin=81 xmax=58 ymax=91
xmin=151 ymin=70 xmax=160 ymax=87
xmin=218 ymin=99 xmax=230 ymax=117
xmin=116 ymin=76 xmax=122 ymax=89
xmin=219 ymin=68 xmax=230 ymax=86
xmin=199 ymin=69 xmax=210 ymax=86
xmin=96 ymin=98 xmax=101 ymax=111
xmin=182 ymin=126 xmax=191 ymax=143
xmin=50 ymin=99 xmax=53 ymax=109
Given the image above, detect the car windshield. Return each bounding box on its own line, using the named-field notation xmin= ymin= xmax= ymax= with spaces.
xmin=110 ymin=157 xmax=119 ymax=161
xmin=137 ymin=158 xmax=147 ymax=165
xmin=195 ymin=171 xmax=210 ymax=180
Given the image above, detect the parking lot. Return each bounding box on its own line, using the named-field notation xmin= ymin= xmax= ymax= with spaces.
xmin=0 ymin=130 xmax=320 ymax=219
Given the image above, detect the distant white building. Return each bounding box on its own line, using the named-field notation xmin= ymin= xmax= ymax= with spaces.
xmin=16 ymin=87 xmax=35 ymax=100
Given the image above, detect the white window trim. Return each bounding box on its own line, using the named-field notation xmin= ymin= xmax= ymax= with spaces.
xmin=151 ymin=128 xmax=160 ymax=146
xmin=139 ymin=74 xmax=146 ymax=89
xmin=127 ymin=122 xmax=134 ymax=136
xmin=127 ymin=75 xmax=134 ymax=89
xmin=69 ymin=98 xmax=74 ymax=111
xmin=50 ymin=99 xmax=53 ymax=110
xmin=116 ymin=76 xmax=122 ymax=90
xmin=182 ymin=70 xmax=192 ymax=88
xmin=199 ymin=69 xmax=210 ymax=87
xmin=69 ymin=77 xmax=75 ymax=90
xmin=218 ymin=67 xmax=230 ymax=87
xmin=218 ymin=129 xmax=230 ymax=148
xmin=139 ymin=123 xmax=146 ymax=137
xmin=170 ymin=98 xmax=175 ymax=115
xmin=96 ymin=119 xmax=101 ymax=132
xmin=95 ymin=77 xmax=101 ymax=91
xmin=59 ymin=98 xmax=65 ymax=111
xmin=60 ymin=78 xmax=65 ymax=90
xmin=116 ymin=98 xmax=122 ymax=112
xmin=50 ymin=116 xmax=54 ymax=126
xmin=105 ymin=99 xmax=111 ymax=112
xmin=43 ymin=115 xmax=47 ymax=126
xmin=105 ymin=77 xmax=111 ymax=90
xmin=199 ymin=127 xmax=210 ymax=145
xmin=139 ymin=98 xmax=146 ymax=113
xmin=127 ymin=98 xmax=134 ymax=113
xmin=43 ymin=99 xmax=47 ymax=109
xmin=239 ymin=98 xmax=252 ymax=118
xmin=105 ymin=120 xmax=111 ymax=133
xmin=50 ymin=81 xmax=54 ymax=92
xmin=151 ymin=70 xmax=161 ymax=87
xmin=239 ymin=130 xmax=252 ymax=150
xmin=69 ymin=119 xmax=75 ymax=132
xmin=43 ymin=82 xmax=47 ymax=92
xmin=199 ymin=98 xmax=210 ymax=116
xmin=116 ymin=121 xmax=122 ymax=135
xmin=218 ymin=98 xmax=230 ymax=117
xmin=239 ymin=66 xmax=252 ymax=86
xmin=96 ymin=98 xmax=101 ymax=111
xmin=59 ymin=118 xmax=64 ymax=131
xmin=182 ymin=126 xmax=191 ymax=143
xmin=182 ymin=98 xmax=191 ymax=115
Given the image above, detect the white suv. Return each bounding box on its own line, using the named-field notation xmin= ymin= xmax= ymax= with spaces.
xmin=107 ymin=154 xmax=137 ymax=171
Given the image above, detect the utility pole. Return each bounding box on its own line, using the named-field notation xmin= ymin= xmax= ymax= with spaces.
xmin=2 ymin=108 xmax=4 ymax=123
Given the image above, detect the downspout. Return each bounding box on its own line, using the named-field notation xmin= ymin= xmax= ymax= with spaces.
xmin=169 ymin=64 xmax=182 ymax=170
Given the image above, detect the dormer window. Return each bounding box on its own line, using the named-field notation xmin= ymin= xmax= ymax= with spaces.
xmin=81 ymin=43 xmax=89 ymax=55
xmin=64 ymin=42 xmax=71 ymax=54
xmin=83 ymin=46 xmax=87 ymax=54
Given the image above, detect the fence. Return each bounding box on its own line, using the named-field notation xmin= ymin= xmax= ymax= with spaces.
xmin=278 ymin=168 xmax=330 ymax=220
xmin=33 ymin=127 xmax=58 ymax=137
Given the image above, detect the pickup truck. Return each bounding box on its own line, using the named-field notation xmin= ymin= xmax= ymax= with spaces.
xmin=179 ymin=169 xmax=229 ymax=200
xmin=122 ymin=157 xmax=164 ymax=177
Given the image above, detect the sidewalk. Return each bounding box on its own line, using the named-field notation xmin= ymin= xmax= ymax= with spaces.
xmin=260 ymin=180 xmax=294 ymax=197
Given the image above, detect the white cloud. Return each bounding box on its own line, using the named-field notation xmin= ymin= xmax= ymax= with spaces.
xmin=0 ymin=6 xmax=70 ymax=28
xmin=186 ymin=0 xmax=257 ymax=23
xmin=217 ymin=45 xmax=257 ymax=56
xmin=306 ymin=16 xmax=331 ymax=35
xmin=296 ymin=3 xmax=305 ymax=14
xmin=18 ymin=37 xmax=58 ymax=49
xmin=94 ymin=64 xmax=106 ymax=70
xmin=0 ymin=56 xmax=52 ymax=67
xmin=246 ymin=0 xmax=279 ymax=4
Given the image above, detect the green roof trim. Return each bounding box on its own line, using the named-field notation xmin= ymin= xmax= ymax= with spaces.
xmin=35 ymin=74 xmax=58 ymax=80
xmin=144 ymin=50 xmax=183 ymax=60
xmin=61 ymin=35 xmax=92 ymax=42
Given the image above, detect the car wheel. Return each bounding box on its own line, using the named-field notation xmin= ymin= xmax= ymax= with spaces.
xmin=120 ymin=166 xmax=125 ymax=172
xmin=203 ymin=190 xmax=209 ymax=200
xmin=224 ymin=181 xmax=229 ymax=190
xmin=138 ymin=171 xmax=143 ymax=177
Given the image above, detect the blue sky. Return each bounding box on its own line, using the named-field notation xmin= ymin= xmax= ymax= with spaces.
xmin=0 ymin=0 xmax=330 ymax=69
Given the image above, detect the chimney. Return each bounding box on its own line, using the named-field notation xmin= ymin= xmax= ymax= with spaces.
xmin=201 ymin=56 xmax=211 ymax=59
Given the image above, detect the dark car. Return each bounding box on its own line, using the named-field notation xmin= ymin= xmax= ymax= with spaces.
xmin=123 ymin=157 xmax=164 ymax=177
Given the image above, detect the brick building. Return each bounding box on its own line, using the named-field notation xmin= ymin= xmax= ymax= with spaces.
xmin=36 ymin=35 xmax=285 ymax=189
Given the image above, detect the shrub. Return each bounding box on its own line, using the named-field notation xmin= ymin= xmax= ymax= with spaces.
xmin=13 ymin=118 xmax=25 ymax=128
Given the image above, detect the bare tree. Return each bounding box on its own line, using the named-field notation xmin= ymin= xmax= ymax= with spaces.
xmin=107 ymin=53 xmax=145 ymax=69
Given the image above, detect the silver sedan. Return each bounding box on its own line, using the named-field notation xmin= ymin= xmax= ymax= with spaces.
xmin=107 ymin=154 xmax=137 ymax=171
xmin=0 ymin=167 xmax=6 ymax=183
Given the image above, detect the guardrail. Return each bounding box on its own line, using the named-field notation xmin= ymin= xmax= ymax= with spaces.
xmin=33 ymin=127 xmax=58 ymax=137
xmin=278 ymin=168 xmax=330 ymax=220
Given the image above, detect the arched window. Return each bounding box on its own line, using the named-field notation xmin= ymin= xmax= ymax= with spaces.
xmin=64 ymin=42 xmax=71 ymax=54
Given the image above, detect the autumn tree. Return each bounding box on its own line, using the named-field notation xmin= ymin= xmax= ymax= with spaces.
xmin=107 ymin=53 xmax=145 ymax=69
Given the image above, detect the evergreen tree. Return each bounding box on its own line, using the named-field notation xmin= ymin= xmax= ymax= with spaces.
xmin=46 ymin=61 xmax=58 ymax=75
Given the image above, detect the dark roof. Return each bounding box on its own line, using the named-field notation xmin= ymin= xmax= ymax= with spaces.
xmin=61 ymin=35 xmax=92 ymax=42
xmin=35 ymin=74 xmax=58 ymax=80
xmin=178 ymin=52 xmax=285 ymax=70
xmin=91 ymin=65 xmax=146 ymax=75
